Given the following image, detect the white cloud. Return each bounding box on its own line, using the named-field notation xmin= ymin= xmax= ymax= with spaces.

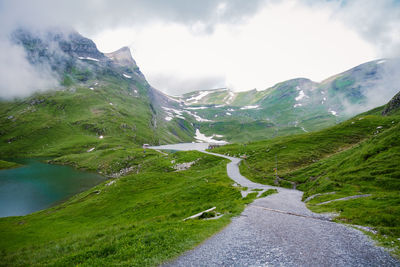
xmin=91 ymin=1 xmax=377 ymax=94
xmin=1 ymin=0 xmax=399 ymax=97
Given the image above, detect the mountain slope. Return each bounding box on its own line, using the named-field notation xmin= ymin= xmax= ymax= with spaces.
xmin=172 ymin=59 xmax=400 ymax=143
xmin=0 ymin=28 xmax=194 ymax=157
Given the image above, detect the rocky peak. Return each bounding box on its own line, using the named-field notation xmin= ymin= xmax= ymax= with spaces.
xmin=382 ymin=90 xmax=400 ymax=115
xmin=104 ymin=46 xmax=137 ymax=67
xmin=12 ymin=28 xmax=106 ymax=61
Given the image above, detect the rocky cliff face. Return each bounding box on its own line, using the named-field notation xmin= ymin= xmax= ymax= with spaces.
xmin=105 ymin=47 xmax=137 ymax=68
xmin=382 ymin=91 xmax=400 ymax=115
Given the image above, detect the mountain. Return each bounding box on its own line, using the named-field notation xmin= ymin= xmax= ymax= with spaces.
xmin=0 ymin=28 xmax=194 ymax=158
xmin=211 ymin=90 xmax=400 ymax=254
xmin=165 ymin=59 xmax=400 ymax=143
xmin=1 ymin=28 xmax=399 ymax=157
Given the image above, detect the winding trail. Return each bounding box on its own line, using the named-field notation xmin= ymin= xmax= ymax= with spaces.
xmin=151 ymin=143 xmax=399 ymax=266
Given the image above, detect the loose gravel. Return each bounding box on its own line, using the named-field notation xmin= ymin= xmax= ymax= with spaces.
xmin=152 ymin=144 xmax=399 ymax=266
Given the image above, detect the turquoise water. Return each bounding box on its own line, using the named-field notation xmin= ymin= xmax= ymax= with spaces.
xmin=0 ymin=159 xmax=105 ymax=217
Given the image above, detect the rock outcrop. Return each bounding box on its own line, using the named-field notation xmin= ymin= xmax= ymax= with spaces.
xmin=382 ymin=91 xmax=400 ymax=115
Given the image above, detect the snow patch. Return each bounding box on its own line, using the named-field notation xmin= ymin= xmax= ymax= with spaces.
xmin=164 ymin=106 xmax=211 ymax=122
xmin=162 ymin=107 xmax=184 ymax=116
xmin=329 ymin=110 xmax=338 ymax=116
xmin=301 ymin=127 xmax=308 ymax=133
xmin=186 ymin=106 xmax=208 ymax=110
xmin=87 ymin=147 xmax=95 ymax=152
xmin=293 ymin=103 xmax=302 ymax=108
xmin=223 ymin=91 xmax=235 ymax=104
xmin=240 ymin=105 xmax=259 ymax=110
xmin=295 ymin=90 xmax=308 ymax=101
xmin=89 ymin=87 xmax=94 ymax=90
xmin=78 ymin=56 xmax=99 ymax=62
xmin=123 ymin=73 xmax=132 ymax=78
xmin=184 ymin=110 xmax=212 ymax=122
xmin=377 ymin=59 xmax=386 ymax=64
xmin=194 ymin=129 xmax=227 ymax=144
xmin=186 ymin=91 xmax=211 ymax=103
xmin=226 ymin=112 xmax=232 ymax=116
xmin=165 ymin=116 xmax=173 ymax=121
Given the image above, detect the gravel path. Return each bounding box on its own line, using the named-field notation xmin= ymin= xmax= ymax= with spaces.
xmin=152 ymin=144 xmax=399 ymax=266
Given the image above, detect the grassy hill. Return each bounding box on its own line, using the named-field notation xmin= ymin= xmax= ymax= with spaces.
xmin=0 ymin=29 xmax=195 ymax=159
xmin=211 ymin=97 xmax=400 ymax=256
xmin=0 ymin=149 xmax=255 ymax=266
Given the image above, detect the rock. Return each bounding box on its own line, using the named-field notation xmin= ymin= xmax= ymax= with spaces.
xmin=382 ymin=91 xmax=400 ymax=115
xmin=173 ymin=159 xmax=199 ymax=171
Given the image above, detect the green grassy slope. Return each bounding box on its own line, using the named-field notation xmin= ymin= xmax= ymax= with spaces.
xmin=0 ymin=76 xmax=155 ymax=157
xmin=211 ymin=103 xmax=400 ymax=255
xmin=0 ymin=149 xmax=248 ymax=266
xmin=0 ymin=29 xmax=194 ymax=159
xmin=0 ymin=160 xmax=21 ymax=170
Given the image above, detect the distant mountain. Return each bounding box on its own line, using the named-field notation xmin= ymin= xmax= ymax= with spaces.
xmin=1 ymin=28 xmax=399 ymax=158
xmin=166 ymin=59 xmax=400 ymax=143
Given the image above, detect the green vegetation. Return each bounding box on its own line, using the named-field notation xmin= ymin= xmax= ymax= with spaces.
xmin=259 ymin=189 xmax=278 ymax=198
xmin=212 ymin=105 xmax=400 ymax=256
xmin=0 ymin=149 xmax=248 ymax=266
xmin=0 ymin=159 xmax=21 ymax=169
xmin=0 ymin=73 xmax=193 ymax=159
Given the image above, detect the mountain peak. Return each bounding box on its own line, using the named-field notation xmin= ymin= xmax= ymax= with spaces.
xmin=104 ymin=46 xmax=137 ymax=67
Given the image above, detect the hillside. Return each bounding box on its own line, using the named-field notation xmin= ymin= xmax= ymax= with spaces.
xmin=0 ymin=149 xmax=253 ymax=265
xmin=2 ymin=29 xmax=399 ymax=151
xmin=170 ymin=59 xmax=400 ymax=143
xmin=211 ymin=92 xmax=400 ymax=254
xmin=0 ymin=28 xmax=195 ymax=158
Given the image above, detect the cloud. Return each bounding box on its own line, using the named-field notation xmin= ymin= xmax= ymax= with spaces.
xmin=0 ymin=0 xmax=399 ymax=100
xmin=339 ymin=59 xmax=400 ymax=115
xmin=0 ymin=0 xmax=267 ymax=34
xmin=332 ymin=0 xmax=400 ymax=58
xmin=150 ymin=74 xmax=226 ymax=96
xmin=0 ymin=36 xmax=58 ymax=99
xmin=92 ymin=1 xmax=376 ymax=94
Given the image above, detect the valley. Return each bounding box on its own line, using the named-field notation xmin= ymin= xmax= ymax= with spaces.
xmin=0 ymin=28 xmax=399 ymax=266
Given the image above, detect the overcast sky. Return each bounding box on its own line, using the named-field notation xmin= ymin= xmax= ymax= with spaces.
xmin=1 ymin=0 xmax=400 ymax=95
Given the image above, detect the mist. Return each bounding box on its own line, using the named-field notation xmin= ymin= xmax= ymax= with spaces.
xmin=0 ymin=37 xmax=58 ymax=99
xmin=339 ymin=59 xmax=400 ymax=116
xmin=0 ymin=0 xmax=399 ymax=106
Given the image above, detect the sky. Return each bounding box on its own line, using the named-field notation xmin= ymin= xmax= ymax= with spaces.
xmin=0 ymin=0 xmax=400 ymax=96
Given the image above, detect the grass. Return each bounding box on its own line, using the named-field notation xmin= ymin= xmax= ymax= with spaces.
xmin=0 ymin=149 xmax=248 ymax=266
xmin=212 ymin=107 xmax=400 ymax=256
xmin=259 ymin=189 xmax=278 ymax=198
xmin=0 ymin=70 xmax=194 ymax=159
xmin=0 ymin=160 xmax=21 ymax=170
